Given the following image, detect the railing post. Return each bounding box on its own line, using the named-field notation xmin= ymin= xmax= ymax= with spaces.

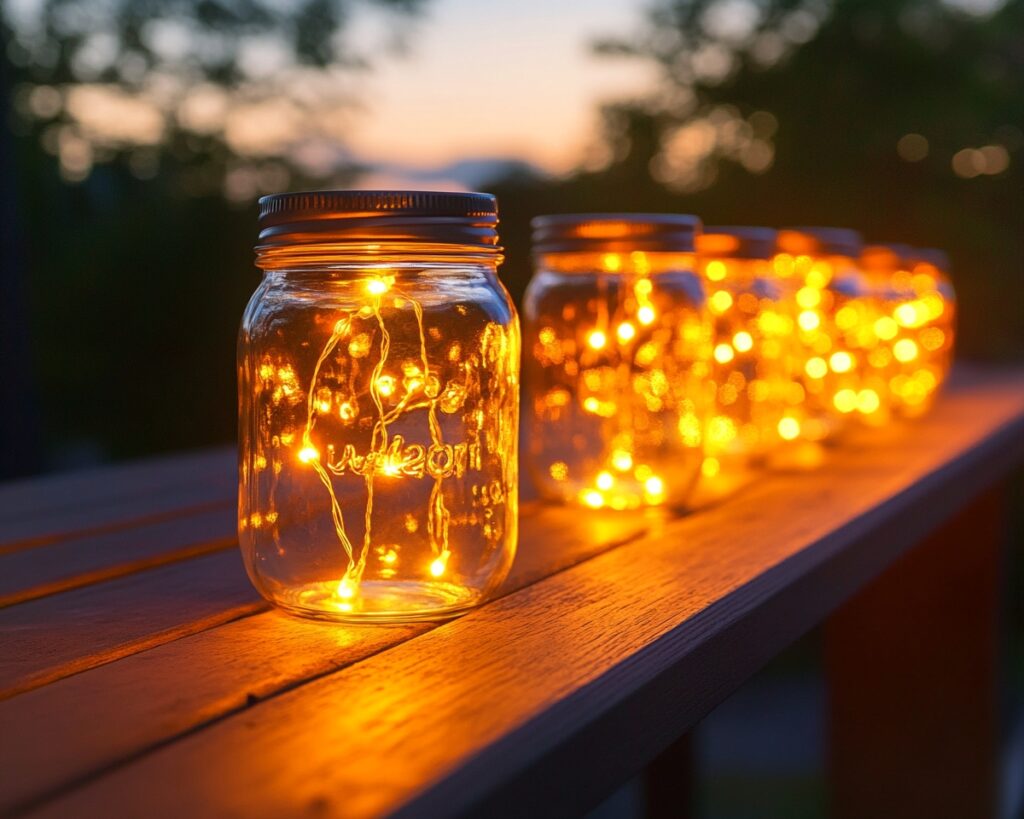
xmin=643 ymin=731 xmax=694 ymax=819
xmin=825 ymin=488 xmax=1003 ymax=819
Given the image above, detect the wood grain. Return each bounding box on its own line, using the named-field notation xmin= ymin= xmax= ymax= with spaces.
xmin=16 ymin=371 xmax=1024 ymax=819
xmin=0 ymin=447 xmax=234 ymax=552
xmin=0 ymin=505 xmax=649 ymax=815
xmin=0 ymin=506 xmax=236 ymax=607
xmin=0 ymin=549 xmax=262 ymax=699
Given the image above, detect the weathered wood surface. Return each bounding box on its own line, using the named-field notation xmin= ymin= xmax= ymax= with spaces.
xmin=0 ymin=447 xmax=235 ymax=551
xmin=0 ymin=368 xmax=1022 ymax=819
xmin=0 ymin=499 xmax=649 ymax=814
xmin=0 ymin=506 xmax=236 ymax=607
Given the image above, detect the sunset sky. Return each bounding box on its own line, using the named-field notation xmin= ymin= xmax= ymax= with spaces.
xmin=346 ymin=0 xmax=656 ymax=179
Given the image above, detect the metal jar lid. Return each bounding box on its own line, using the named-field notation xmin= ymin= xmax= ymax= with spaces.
xmin=777 ymin=227 xmax=863 ymax=258
xmin=531 ymin=213 xmax=701 ymax=254
xmin=698 ymin=226 xmax=777 ymax=260
xmin=256 ymin=190 xmax=500 ymax=253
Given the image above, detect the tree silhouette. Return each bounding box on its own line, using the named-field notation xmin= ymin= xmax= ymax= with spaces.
xmin=491 ymin=0 xmax=1023 ymax=361
xmin=3 ymin=0 xmax=427 ymax=194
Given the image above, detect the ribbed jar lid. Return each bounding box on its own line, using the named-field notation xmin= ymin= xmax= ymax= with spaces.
xmin=256 ymin=190 xmax=500 ymax=253
xmin=778 ymin=226 xmax=863 ymax=258
xmin=861 ymin=244 xmax=913 ymax=271
xmin=531 ymin=213 xmax=701 ymax=254
xmin=698 ymin=226 xmax=777 ymax=260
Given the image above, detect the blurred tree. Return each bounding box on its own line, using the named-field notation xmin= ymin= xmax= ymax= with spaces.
xmin=0 ymin=0 xmax=428 ymax=477
xmin=607 ymin=0 xmax=1024 ymax=357
xmin=3 ymin=0 xmax=426 ymax=194
xmin=493 ymin=0 xmax=1023 ymax=362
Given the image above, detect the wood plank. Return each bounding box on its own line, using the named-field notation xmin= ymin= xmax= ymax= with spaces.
xmin=0 ymin=504 xmax=650 ymax=815
xmin=0 ymin=549 xmax=262 ymax=699
xmin=0 ymin=447 xmax=235 ymax=551
xmin=0 ymin=506 xmax=236 ymax=607
xmin=17 ymin=371 xmax=1024 ymax=819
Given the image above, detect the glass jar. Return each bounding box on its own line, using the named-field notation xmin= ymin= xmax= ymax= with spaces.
xmin=775 ymin=228 xmax=880 ymax=433
xmin=523 ymin=214 xmax=713 ymax=510
xmin=860 ymin=245 xmax=956 ymax=417
xmin=239 ymin=191 xmax=520 ymax=623
xmin=696 ymin=226 xmax=803 ymax=476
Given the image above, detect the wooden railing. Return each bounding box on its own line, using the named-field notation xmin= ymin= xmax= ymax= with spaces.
xmin=1 ymin=366 xmax=1022 ymax=819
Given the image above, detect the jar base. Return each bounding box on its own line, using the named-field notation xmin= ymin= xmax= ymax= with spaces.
xmin=274 ymin=579 xmax=483 ymax=624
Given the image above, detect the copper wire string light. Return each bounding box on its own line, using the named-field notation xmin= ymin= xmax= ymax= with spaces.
xmin=523 ymin=214 xmax=713 ymax=510
xmin=695 ymin=226 xmax=807 ymax=479
xmin=859 ymin=245 xmax=956 ymax=418
xmin=239 ymin=194 xmax=958 ymax=624
xmin=774 ymin=228 xmax=883 ymax=434
xmin=238 ymin=191 xmax=519 ymax=622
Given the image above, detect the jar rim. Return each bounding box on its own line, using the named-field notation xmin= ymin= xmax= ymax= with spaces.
xmin=531 ymin=213 xmax=700 ymax=254
xmin=778 ymin=227 xmax=863 ymax=258
xmin=698 ymin=226 xmax=777 ymax=260
xmin=256 ymin=190 xmax=501 ymax=255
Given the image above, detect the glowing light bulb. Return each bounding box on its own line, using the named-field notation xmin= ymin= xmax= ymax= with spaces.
xmin=549 ymin=461 xmax=569 ymax=481
xmin=798 ymin=310 xmax=821 ymax=332
xmin=616 ymin=322 xmax=636 ymax=343
xmin=702 ymin=457 xmax=721 ymax=477
xmin=643 ymin=477 xmax=667 ymax=495
xmin=829 ymin=351 xmax=854 ymax=373
xmin=893 ymin=338 xmax=919 ymax=362
xmin=637 ymin=305 xmax=656 ymax=325
xmin=874 ymin=317 xmax=899 ymax=340
xmin=894 ymin=302 xmax=922 ymax=328
xmin=777 ymin=417 xmax=801 ymax=441
xmin=709 ymin=290 xmax=733 ymax=314
xmin=376 ymin=375 xmax=397 ymax=396
xmin=835 ymin=306 xmax=858 ymax=330
xmin=596 ymin=471 xmax=614 ymax=491
xmin=796 ymin=287 xmax=821 ymax=309
xmin=805 ymin=357 xmax=828 ymax=379
xmin=857 ymin=389 xmax=881 ymax=414
xmin=581 ymin=489 xmax=605 ymax=509
xmin=706 ymin=260 xmax=727 ymax=281
xmin=714 ymin=343 xmax=735 ymax=364
xmin=833 ymin=389 xmax=858 ymax=414
xmin=587 ymin=330 xmax=608 ymax=350
xmin=426 ymin=547 xmax=453 ymax=580
xmin=337 ymin=579 xmax=355 ymax=599
xmin=298 ymin=445 xmax=320 ymax=464
xmin=611 ymin=449 xmax=633 ymax=471
xmin=365 ymin=277 xmax=391 ymax=296
xmin=732 ymin=331 xmax=753 ymax=353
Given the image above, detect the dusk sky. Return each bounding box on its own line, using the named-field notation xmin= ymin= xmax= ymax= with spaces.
xmin=347 ymin=0 xmax=655 ymax=181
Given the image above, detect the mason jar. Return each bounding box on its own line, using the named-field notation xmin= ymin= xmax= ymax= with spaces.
xmin=523 ymin=214 xmax=713 ymax=510
xmin=775 ymin=228 xmax=877 ymax=433
xmin=860 ymin=244 xmax=955 ymax=418
xmin=696 ymin=226 xmax=803 ymax=476
xmin=239 ymin=191 xmax=520 ymax=623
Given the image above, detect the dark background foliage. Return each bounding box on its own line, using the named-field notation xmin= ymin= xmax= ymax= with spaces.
xmin=2 ymin=0 xmax=1022 ymax=479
